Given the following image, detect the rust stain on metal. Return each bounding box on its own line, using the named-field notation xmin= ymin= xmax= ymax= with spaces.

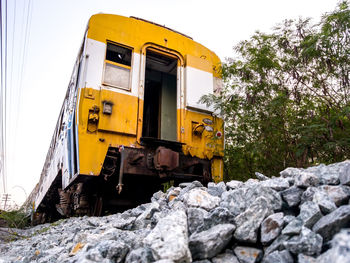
xmin=154 ymin=146 xmax=179 ymax=171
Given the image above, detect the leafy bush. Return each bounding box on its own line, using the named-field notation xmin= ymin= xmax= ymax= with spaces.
xmin=202 ymin=1 xmax=350 ymax=181
xmin=0 ymin=209 xmax=30 ymax=229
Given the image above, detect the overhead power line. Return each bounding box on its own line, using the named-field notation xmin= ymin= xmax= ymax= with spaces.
xmin=0 ymin=0 xmax=4 ymax=193
xmin=0 ymin=0 xmax=8 ymax=194
xmin=0 ymin=0 xmax=33 ymax=194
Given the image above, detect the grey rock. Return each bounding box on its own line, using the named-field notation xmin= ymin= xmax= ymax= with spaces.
xmin=283 ymin=227 xmax=322 ymax=256
xmin=234 ymin=246 xmax=262 ymax=263
xmin=307 ymin=163 xmax=339 ymax=185
xmin=286 ymin=177 xmax=295 ymax=186
xmin=234 ymin=196 xmax=273 ymax=243
xmin=312 ymin=205 xmax=350 ymax=242
xmin=251 ymin=186 xmax=283 ymax=211
xmin=178 ymin=182 xmax=193 ymax=188
xmin=87 ymin=217 xmax=101 ymax=227
xmin=281 ymin=186 xmax=303 ymax=207
xmin=133 ymin=202 xmax=160 ymax=229
xmin=260 ymin=212 xmax=284 ymax=245
xmin=312 ymin=189 xmax=337 ymax=214
xmin=125 ymin=247 xmax=154 ymax=263
xmin=212 ymin=250 xmax=239 ymax=263
xmin=244 ymin=178 xmax=260 ymax=187
xmin=283 ymin=215 xmax=295 ymax=225
xmin=187 ymin=207 xmax=208 ymax=235
xmin=282 ymin=217 xmax=303 ymax=235
xmin=84 ymin=240 xmax=130 ymax=263
xmin=207 ymin=182 xmax=226 ymax=197
xmin=319 ymin=171 xmax=340 ymax=185
xmin=191 ymin=180 xmax=204 ymax=187
xmin=316 ymin=229 xmax=350 ymax=263
xmin=298 ymin=201 xmax=322 ymax=228
xmin=151 ymin=190 xmax=167 ymax=202
xmin=220 ymin=188 xmax=248 ymax=216
xmin=177 ymin=180 xmax=203 ymax=191
xmin=260 ymin=178 xmax=290 ymax=191
xmin=128 ymin=203 xmax=152 ymax=218
xmin=166 ymin=187 xmax=182 ymax=201
xmin=339 ymin=161 xmax=350 ymax=185
xmin=176 ymin=181 xmax=204 ymax=199
xmin=255 ymin=172 xmax=269 ymax=181
xmin=144 ymin=210 xmax=191 ymax=263
xmin=301 ymin=187 xmax=317 ymax=204
xmin=226 ymin=180 xmax=244 ymax=190
xmin=311 ymin=161 xmax=350 ymax=185
xmin=189 ymin=224 xmax=235 ymax=260
xmin=151 ymin=191 xmax=168 ymax=208
xmin=294 ymin=172 xmax=320 ymax=188
xmin=98 ymin=228 xmax=143 ymax=249
xmin=203 ymin=207 xmax=236 ymax=231
xmin=280 ymin=167 xmax=302 ymax=178
xmin=153 ymin=208 xmax=172 ymax=223
xmin=168 ymin=199 xmax=186 ymax=212
xmin=281 ymin=161 xmax=349 ymax=185
xmin=319 ymin=185 xmax=350 ymax=206
xmin=112 ymin=216 xmax=136 ymax=230
xmin=153 ymin=260 xmax=175 ymax=263
xmin=221 ymin=185 xmax=282 ymax=217
xmin=264 ymin=235 xmax=291 ymax=255
xmin=298 ymin=254 xmax=317 ymax=263
xmin=193 ymin=260 xmax=211 ymax=263
xmin=184 ymin=188 xmax=220 ymax=211
xmin=262 ymin=250 xmax=293 ymax=263
xmin=176 ymin=183 xmax=207 ymax=203
xmin=187 ymin=206 xmax=236 ymax=236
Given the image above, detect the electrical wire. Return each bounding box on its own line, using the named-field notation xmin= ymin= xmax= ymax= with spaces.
xmin=9 ymin=0 xmax=15 ymax=127
xmin=17 ymin=0 xmax=33 ymax=129
xmin=0 ymin=0 xmax=33 ymax=196
xmin=3 ymin=0 xmax=8 ymax=194
xmin=0 ymin=0 xmax=4 ymax=194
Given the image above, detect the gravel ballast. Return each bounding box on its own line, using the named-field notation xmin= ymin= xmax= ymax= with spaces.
xmin=1 ymin=160 xmax=350 ymax=262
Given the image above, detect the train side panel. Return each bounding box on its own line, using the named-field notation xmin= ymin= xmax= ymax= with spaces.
xmin=34 ymin=51 xmax=83 ymax=210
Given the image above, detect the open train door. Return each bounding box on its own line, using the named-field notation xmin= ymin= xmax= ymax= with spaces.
xmin=142 ymin=48 xmax=179 ymax=142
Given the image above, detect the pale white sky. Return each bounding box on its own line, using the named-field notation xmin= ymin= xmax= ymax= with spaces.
xmin=2 ymin=0 xmax=339 ymax=206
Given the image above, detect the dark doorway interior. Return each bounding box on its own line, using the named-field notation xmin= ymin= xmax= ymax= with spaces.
xmin=142 ymin=50 xmax=178 ymax=141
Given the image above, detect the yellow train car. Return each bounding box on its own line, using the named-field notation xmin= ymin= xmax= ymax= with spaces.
xmin=32 ymin=14 xmax=224 ymax=220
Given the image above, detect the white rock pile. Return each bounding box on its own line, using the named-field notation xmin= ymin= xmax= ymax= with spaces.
xmin=1 ymin=161 xmax=350 ymax=263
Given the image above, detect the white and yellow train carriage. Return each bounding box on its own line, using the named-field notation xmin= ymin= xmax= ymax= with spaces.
xmin=33 ymin=14 xmax=224 ymax=220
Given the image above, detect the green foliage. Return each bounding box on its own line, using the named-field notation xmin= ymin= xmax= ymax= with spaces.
xmin=203 ymin=1 xmax=350 ymax=181
xmin=0 ymin=209 xmax=30 ymax=229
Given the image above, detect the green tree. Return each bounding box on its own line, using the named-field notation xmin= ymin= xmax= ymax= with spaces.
xmin=203 ymin=1 xmax=350 ymax=181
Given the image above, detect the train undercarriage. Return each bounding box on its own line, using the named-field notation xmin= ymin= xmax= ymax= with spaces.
xmin=33 ymin=139 xmax=211 ymax=224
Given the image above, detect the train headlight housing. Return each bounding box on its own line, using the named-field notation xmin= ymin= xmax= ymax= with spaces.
xmin=202 ymin=118 xmax=213 ymax=125
xmin=204 ymin=125 xmax=214 ymax=132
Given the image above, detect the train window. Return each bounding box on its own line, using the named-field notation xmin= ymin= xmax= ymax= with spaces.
xmin=103 ymin=42 xmax=132 ymax=90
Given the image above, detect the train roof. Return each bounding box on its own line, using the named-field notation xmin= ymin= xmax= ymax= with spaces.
xmin=87 ymin=13 xmax=221 ymax=74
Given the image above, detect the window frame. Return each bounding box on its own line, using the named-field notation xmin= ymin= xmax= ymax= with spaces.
xmin=102 ymin=41 xmax=134 ymax=91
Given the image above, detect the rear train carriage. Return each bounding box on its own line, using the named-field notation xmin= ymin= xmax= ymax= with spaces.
xmin=32 ymin=14 xmax=224 ymax=220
